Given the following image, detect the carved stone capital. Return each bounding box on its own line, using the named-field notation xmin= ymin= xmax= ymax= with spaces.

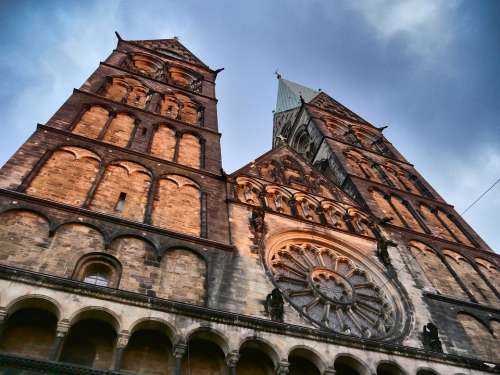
xmin=276 ymin=361 xmax=290 ymax=375
xmin=173 ymin=342 xmax=188 ymax=359
xmin=0 ymin=307 xmax=7 ymax=323
xmin=226 ymin=351 xmax=240 ymax=367
xmin=116 ymin=331 xmax=131 ymax=349
xmin=323 ymin=369 xmax=336 ymax=375
xmin=56 ymin=319 xmax=71 ymax=336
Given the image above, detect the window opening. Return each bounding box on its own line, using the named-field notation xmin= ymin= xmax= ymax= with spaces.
xmin=115 ymin=192 xmax=127 ymax=212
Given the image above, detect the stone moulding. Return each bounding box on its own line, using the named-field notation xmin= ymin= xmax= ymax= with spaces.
xmin=0 ymin=264 xmax=495 ymax=373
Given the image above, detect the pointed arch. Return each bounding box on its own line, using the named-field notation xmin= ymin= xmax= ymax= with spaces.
xmin=177 ymin=132 xmax=202 ymax=168
xmin=151 ymin=174 xmax=201 ymax=236
xmin=0 ymin=209 xmax=50 ymax=270
xmin=72 ymin=105 xmax=110 ymax=139
xmin=443 ymin=249 xmax=497 ymax=305
xmin=150 ymin=123 xmax=177 ymax=161
xmin=26 ymin=146 xmax=101 ymax=206
xmin=42 ymin=223 xmax=106 ymax=277
xmin=89 ymin=160 xmax=152 ymax=222
xmin=457 ymin=312 xmax=499 ymax=362
xmin=407 ymin=240 xmax=466 ymax=299
xmin=158 ymin=247 xmax=207 ymax=305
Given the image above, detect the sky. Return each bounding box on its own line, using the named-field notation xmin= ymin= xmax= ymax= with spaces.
xmin=0 ymin=0 xmax=499 ymax=251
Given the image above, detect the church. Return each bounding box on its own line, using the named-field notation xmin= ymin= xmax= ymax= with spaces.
xmin=0 ymin=34 xmax=498 ymax=374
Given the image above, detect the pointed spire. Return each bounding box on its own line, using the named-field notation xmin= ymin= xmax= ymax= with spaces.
xmin=275 ymin=78 xmax=319 ymax=113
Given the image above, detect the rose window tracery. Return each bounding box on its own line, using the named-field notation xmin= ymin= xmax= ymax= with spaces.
xmin=267 ymin=242 xmax=397 ymax=338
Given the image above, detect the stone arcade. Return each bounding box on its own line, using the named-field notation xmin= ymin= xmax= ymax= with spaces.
xmin=0 ymin=34 xmax=498 ymax=374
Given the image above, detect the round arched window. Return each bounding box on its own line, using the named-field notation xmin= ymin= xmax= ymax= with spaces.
xmin=83 ymin=264 xmax=111 ymax=287
xmin=73 ymin=254 xmax=121 ymax=288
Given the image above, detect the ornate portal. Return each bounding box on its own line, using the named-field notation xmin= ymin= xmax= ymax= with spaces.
xmin=267 ymin=241 xmax=397 ymax=338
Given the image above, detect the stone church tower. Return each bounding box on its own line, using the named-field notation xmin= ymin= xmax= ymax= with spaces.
xmin=0 ymin=35 xmax=498 ymax=374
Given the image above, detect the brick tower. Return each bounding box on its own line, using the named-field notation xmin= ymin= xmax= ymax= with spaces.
xmin=0 ymin=35 xmax=498 ymax=375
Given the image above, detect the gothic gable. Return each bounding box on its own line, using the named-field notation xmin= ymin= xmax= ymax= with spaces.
xmin=131 ymin=38 xmax=207 ymax=67
xmin=308 ymin=92 xmax=368 ymax=125
xmin=231 ymin=145 xmax=357 ymax=206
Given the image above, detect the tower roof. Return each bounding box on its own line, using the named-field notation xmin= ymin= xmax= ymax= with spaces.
xmin=128 ymin=37 xmax=208 ymax=68
xmin=275 ymin=78 xmax=319 ymax=113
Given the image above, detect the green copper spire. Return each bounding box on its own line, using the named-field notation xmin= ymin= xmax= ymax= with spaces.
xmin=275 ymin=78 xmax=319 ymax=113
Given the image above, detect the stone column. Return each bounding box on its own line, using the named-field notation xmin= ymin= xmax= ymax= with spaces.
xmin=113 ymin=331 xmax=130 ymax=371
xmin=49 ymin=320 xmax=70 ymax=361
xmin=323 ymin=368 xmax=336 ymax=375
xmin=173 ymin=342 xmax=187 ymax=375
xmin=0 ymin=308 xmax=7 ymax=340
xmin=276 ymin=361 xmax=289 ymax=375
xmin=226 ymin=351 xmax=240 ymax=375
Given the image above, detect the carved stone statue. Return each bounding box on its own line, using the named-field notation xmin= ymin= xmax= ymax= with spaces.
xmin=422 ymin=323 xmax=443 ymax=353
xmin=265 ymin=288 xmax=284 ymax=322
xmin=376 ymin=235 xmax=397 ymax=266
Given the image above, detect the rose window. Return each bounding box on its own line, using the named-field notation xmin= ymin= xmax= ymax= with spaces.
xmin=267 ymin=242 xmax=397 ymax=338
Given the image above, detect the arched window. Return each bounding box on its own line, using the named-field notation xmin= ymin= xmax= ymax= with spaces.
xmin=151 ymin=175 xmax=201 ymax=236
xmin=150 ymin=124 xmax=177 ymax=161
xmin=101 ymin=113 xmax=136 ymax=147
xmin=73 ymin=253 xmax=122 ymax=288
xmin=89 ymin=161 xmax=152 ymax=222
xmin=43 ymin=223 xmax=105 ymax=277
xmin=177 ymin=93 xmax=200 ymax=125
xmin=443 ymin=250 xmax=497 ymax=305
xmin=436 ymin=210 xmax=473 ymax=246
xmin=127 ymin=53 xmax=163 ymax=78
xmin=0 ymin=210 xmax=49 ymax=270
xmin=168 ymin=66 xmax=200 ymax=89
xmin=73 ymin=105 xmax=110 ymax=139
xmin=177 ymin=133 xmax=201 ymax=169
xmin=159 ymin=93 xmax=180 ymax=119
xmin=158 ymin=248 xmax=207 ymax=304
xmin=371 ymin=190 xmax=404 ymax=227
xmin=407 ymin=241 xmax=467 ymax=299
xmin=391 ymin=195 xmax=424 ymax=232
xmin=26 ymin=146 xmax=101 ymax=206
xmin=102 ymin=77 xmax=150 ymax=109
xmin=457 ymin=313 xmax=499 ymax=362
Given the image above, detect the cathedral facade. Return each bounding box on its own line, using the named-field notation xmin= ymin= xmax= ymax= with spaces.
xmin=0 ymin=35 xmax=498 ymax=374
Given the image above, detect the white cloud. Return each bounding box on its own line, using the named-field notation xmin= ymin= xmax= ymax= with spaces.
xmin=349 ymin=0 xmax=462 ymax=61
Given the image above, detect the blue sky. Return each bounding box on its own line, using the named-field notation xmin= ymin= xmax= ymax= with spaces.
xmin=1 ymin=0 xmax=499 ymax=251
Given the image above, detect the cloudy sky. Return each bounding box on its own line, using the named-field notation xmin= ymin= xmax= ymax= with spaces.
xmin=1 ymin=0 xmax=499 ymax=251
